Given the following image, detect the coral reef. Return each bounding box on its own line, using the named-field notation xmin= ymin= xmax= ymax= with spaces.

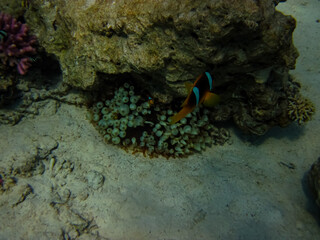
xmin=90 ymin=83 xmax=230 ymax=158
xmin=11 ymin=0 xmax=297 ymax=92
xmin=308 ymin=158 xmax=320 ymax=208
xmin=0 ymin=12 xmax=36 ymax=75
xmin=288 ymin=94 xmax=315 ymax=125
xmin=0 ymin=0 xmax=314 ymax=136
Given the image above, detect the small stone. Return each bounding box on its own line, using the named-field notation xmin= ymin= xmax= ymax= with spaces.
xmin=86 ymin=171 xmax=104 ymax=190
xmin=49 ymin=157 xmax=56 ymax=172
xmin=78 ymin=191 xmax=89 ymax=201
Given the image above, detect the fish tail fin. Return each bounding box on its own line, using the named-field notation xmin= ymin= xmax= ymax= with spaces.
xmin=170 ymin=106 xmax=194 ymax=124
xmin=203 ymin=92 xmax=220 ymax=108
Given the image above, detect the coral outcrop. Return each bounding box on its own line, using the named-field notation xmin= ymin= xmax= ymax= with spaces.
xmin=0 ymin=12 xmax=37 ymax=75
xmin=11 ymin=0 xmax=297 ymax=90
xmin=0 ymin=0 xmax=313 ymax=135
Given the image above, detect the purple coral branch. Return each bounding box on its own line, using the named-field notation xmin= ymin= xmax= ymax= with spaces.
xmin=0 ymin=12 xmax=37 ymax=75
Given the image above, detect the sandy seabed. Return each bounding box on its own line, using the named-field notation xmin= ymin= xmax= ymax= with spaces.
xmin=0 ymin=0 xmax=320 ymax=239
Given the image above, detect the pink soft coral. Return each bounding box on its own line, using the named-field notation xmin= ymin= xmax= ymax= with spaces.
xmin=0 ymin=12 xmax=37 ymax=75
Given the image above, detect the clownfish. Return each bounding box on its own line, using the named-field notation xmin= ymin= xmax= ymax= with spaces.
xmin=169 ymin=72 xmax=220 ymax=124
xmin=148 ymin=96 xmax=154 ymax=106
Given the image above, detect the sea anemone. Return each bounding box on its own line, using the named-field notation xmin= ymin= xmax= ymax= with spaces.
xmin=0 ymin=12 xmax=37 ymax=75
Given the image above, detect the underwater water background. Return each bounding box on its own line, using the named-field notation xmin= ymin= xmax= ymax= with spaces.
xmin=0 ymin=0 xmax=320 ymax=239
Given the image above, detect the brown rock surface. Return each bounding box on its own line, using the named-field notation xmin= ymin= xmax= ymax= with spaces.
xmin=1 ymin=0 xmax=307 ymax=134
xmin=4 ymin=0 xmax=297 ymax=91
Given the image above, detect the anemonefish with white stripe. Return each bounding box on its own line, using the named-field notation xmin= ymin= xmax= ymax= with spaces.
xmin=169 ymin=72 xmax=220 ymax=124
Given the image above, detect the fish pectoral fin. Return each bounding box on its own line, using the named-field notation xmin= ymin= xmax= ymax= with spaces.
xmin=170 ymin=106 xmax=194 ymax=124
xmin=203 ymin=92 xmax=220 ymax=108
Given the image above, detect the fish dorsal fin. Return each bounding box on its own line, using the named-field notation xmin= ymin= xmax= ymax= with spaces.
xmin=203 ymin=92 xmax=220 ymax=108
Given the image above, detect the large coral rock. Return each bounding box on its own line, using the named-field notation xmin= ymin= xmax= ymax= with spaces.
xmin=0 ymin=0 xmax=301 ymax=134
xmin=21 ymin=0 xmax=297 ymax=91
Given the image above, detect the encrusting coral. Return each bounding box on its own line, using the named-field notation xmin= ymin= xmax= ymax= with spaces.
xmin=89 ymin=82 xmax=230 ymax=158
xmin=287 ymin=94 xmax=315 ymax=125
xmin=0 ymin=12 xmax=36 ymax=75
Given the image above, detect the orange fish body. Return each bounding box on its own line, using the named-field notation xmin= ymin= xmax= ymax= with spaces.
xmin=170 ymin=72 xmax=219 ymax=124
xmin=148 ymin=97 xmax=154 ymax=106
